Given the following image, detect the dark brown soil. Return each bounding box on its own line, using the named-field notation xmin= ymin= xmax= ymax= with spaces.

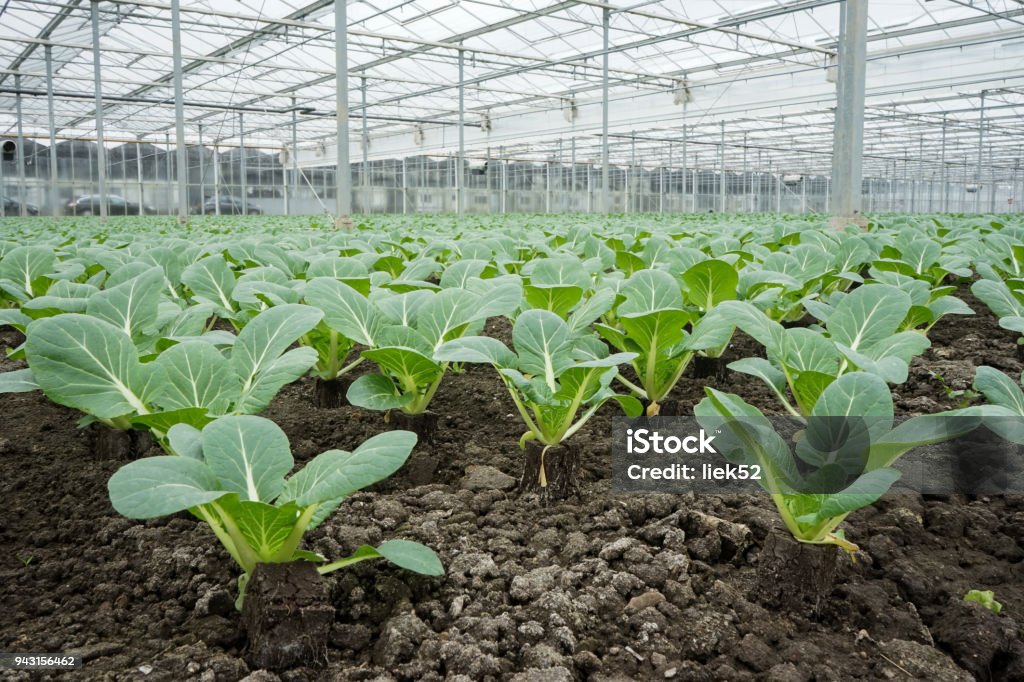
xmin=1 ymin=294 xmax=1023 ymax=681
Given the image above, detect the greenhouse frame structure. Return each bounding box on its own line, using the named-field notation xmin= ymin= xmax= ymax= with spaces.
xmin=1 ymin=0 xmax=1022 ymax=218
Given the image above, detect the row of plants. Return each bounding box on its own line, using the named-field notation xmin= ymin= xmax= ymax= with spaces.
xmin=1 ymin=212 xmax=1022 ymax=663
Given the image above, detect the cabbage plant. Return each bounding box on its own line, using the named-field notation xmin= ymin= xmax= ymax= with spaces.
xmin=108 ymin=415 xmax=442 ymax=606
xmin=0 ymin=304 xmax=322 ymax=440
xmin=340 ymin=277 xmax=522 ymax=416
xmin=723 ymin=284 xmax=930 ymax=416
xmin=695 ymin=372 xmax=977 ymax=551
xmin=436 ymin=309 xmax=641 ymax=448
xmin=971 ymin=278 xmax=1024 ymax=343
xmin=595 ymin=267 xmax=733 ymax=416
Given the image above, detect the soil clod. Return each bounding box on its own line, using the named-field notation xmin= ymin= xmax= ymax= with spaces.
xmin=312 ymin=376 xmax=352 ymax=409
xmin=241 ymin=561 xmax=334 ymax=671
xmin=754 ymin=528 xmax=839 ymax=617
xmin=519 ymin=441 xmax=579 ymax=500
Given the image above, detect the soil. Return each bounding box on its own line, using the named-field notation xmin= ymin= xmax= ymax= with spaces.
xmin=2 ymin=288 xmax=1024 ymax=681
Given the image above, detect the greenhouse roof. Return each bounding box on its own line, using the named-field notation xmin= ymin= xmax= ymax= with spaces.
xmin=1 ymin=0 xmax=1022 ymax=180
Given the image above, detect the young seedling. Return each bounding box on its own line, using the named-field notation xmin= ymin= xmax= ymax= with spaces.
xmin=108 ymin=415 xmax=443 ymax=607
xmin=695 ymin=372 xmax=978 ymax=614
xmin=437 ymin=309 xmax=641 ymax=497
xmin=596 ymin=267 xmax=735 ymax=415
xmin=0 ymin=303 xmax=324 ymax=452
xmin=722 ymin=283 xmax=930 ymax=416
xmin=335 ymin=276 xmax=521 ymax=441
xmin=964 ymin=589 xmax=1002 ymax=615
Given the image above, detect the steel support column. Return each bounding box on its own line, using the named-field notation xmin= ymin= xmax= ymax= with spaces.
xmin=829 ymin=0 xmax=868 ymax=219
xmin=718 ymin=121 xmax=726 ymax=212
xmin=335 ymin=0 xmax=352 ymax=227
xmin=940 ymin=114 xmax=948 ymax=212
xmin=45 ymin=46 xmax=59 ymax=216
xmin=571 ymin=137 xmax=576 ymax=210
xmin=361 ymin=76 xmax=368 ymax=213
xmin=171 ymin=0 xmax=188 ymax=222
xmin=681 ymin=125 xmax=688 ymax=212
xmin=667 ymin=140 xmax=673 ymax=213
xmin=977 ymin=90 xmax=985 ymax=213
xmin=198 ymin=125 xmax=205 ymax=213
xmin=457 ymin=48 xmax=465 ymax=215
xmin=165 ymin=132 xmax=172 ymax=212
xmin=90 ymin=0 xmax=108 ymax=221
xmin=742 ymin=133 xmax=748 ymax=213
xmin=601 ymin=7 xmax=610 ymax=214
xmin=134 ymin=136 xmax=144 ymax=212
xmin=213 ymin=143 xmax=220 ymax=215
xmin=291 ymin=99 xmax=298 ymax=216
xmin=239 ymin=112 xmax=247 ymax=215
xmin=14 ymin=75 xmax=27 ymax=216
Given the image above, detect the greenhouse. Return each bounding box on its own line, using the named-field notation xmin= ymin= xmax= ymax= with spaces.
xmin=1 ymin=1 xmax=1024 ymax=681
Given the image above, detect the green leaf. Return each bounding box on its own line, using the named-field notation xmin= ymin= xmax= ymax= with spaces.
xmin=304 ymin=277 xmax=383 ymax=346
xmin=435 ymin=336 xmax=516 ymax=367
xmin=868 ymin=411 xmax=982 ymax=470
xmin=729 ymin=358 xmax=787 ymax=402
xmin=0 ymin=245 xmax=55 ymax=297
xmin=346 ymin=373 xmax=412 ymax=411
xmin=231 ymin=304 xmax=322 ymax=414
xmin=87 ymin=267 xmax=165 ymax=340
xmin=182 ymin=254 xmax=236 ymax=315
xmin=108 ymin=456 xmax=224 ymax=518
xmin=523 ymin=284 xmax=583 ymax=319
xmin=217 ymin=496 xmax=300 ymax=561
xmin=974 ymin=366 xmax=1024 ymax=414
xmin=417 ymin=288 xmax=483 ymax=348
xmin=167 ymin=423 xmax=204 ymax=459
xmin=812 ymin=372 xmax=894 ymax=425
xmin=681 ymin=259 xmax=738 ymax=310
xmin=25 ymin=314 xmax=161 ymax=419
xmin=971 ymin=279 xmax=1024 ymax=318
xmin=153 ymin=340 xmax=239 ymax=414
xmin=201 ymin=415 xmax=293 ymax=503
xmin=0 ymin=368 xmax=39 ymax=393
xmin=281 ymin=430 xmax=417 ymax=507
xmin=811 ymin=467 xmax=902 ymax=522
xmin=791 ymin=371 xmax=835 ymax=415
xmin=827 ymin=284 xmax=911 ymax=352
xmin=964 ymin=589 xmax=1002 ymax=615
xmin=567 ymin=288 xmax=616 ymax=333
xmin=514 ymin=309 xmax=575 ymax=393
xmin=131 ymin=407 xmax=214 ymax=433
xmin=363 ymin=346 xmax=443 ymax=388
xmin=782 ymin=328 xmax=842 ymax=375
xmin=618 ymin=269 xmax=683 ymax=315
xmin=714 ymin=300 xmax=784 ymax=354
xmin=376 ymin=539 xmax=444 ymax=576
xmin=865 ymin=331 xmax=930 ymax=364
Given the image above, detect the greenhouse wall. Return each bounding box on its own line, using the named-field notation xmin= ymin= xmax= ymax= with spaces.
xmin=2 ymin=135 xmax=1020 ymax=216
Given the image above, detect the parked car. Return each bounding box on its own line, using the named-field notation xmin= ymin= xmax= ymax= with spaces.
xmin=191 ymin=196 xmax=263 ymax=215
xmin=1 ymin=196 xmax=40 ymax=216
xmin=64 ymin=194 xmax=155 ymax=216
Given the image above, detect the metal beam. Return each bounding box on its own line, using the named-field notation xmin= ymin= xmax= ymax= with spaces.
xmin=0 ymin=0 xmax=83 ymax=87
xmin=323 ymin=38 xmax=1018 ymax=165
